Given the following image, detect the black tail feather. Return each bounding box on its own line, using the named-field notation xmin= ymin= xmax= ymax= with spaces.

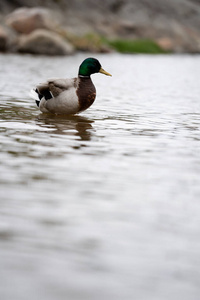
xmin=36 ymin=88 xmax=52 ymax=101
xmin=35 ymin=100 xmax=40 ymax=107
xmin=35 ymin=88 xmax=43 ymax=100
xmin=43 ymin=90 xmax=53 ymax=100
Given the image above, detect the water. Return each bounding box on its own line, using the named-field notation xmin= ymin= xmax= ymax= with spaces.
xmin=0 ymin=53 xmax=200 ymax=300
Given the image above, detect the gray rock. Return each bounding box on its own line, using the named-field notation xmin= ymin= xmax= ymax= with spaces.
xmin=0 ymin=25 xmax=7 ymax=51
xmin=0 ymin=23 xmax=19 ymax=53
xmin=1 ymin=0 xmax=200 ymax=53
xmin=17 ymin=29 xmax=75 ymax=55
xmin=6 ymin=7 xmax=55 ymax=34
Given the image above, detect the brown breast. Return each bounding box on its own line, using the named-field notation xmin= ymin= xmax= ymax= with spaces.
xmin=76 ymin=77 xmax=96 ymax=112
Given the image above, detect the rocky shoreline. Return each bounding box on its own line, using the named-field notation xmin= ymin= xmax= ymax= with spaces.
xmin=0 ymin=0 xmax=200 ymax=55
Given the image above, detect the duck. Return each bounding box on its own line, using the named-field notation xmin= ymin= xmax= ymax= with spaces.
xmin=30 ymin=57 xmax=112 ymax=115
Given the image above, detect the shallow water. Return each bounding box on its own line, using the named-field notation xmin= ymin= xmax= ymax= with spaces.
xmin=0 ymin=53 xmax=200 ymax=300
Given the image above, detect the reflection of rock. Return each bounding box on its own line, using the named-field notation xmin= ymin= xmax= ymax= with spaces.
xmin=18 ymin=29 xmax=75 ymax=55
xmin=6 ymin=7 xmax=54 ymax=34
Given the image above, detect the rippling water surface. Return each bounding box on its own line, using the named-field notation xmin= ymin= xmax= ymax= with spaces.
xmin=0 ymin=53 xmax=200 ymax=300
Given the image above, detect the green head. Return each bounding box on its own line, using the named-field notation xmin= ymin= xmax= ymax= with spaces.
xmin=78 ymin=57 xmax=112 ymax=77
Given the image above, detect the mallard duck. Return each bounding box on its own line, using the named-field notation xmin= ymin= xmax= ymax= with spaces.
xmin=30 ymin=57 xmax=111 ymax=114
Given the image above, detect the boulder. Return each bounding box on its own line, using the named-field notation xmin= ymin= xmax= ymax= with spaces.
xmin=6 ymin=7 xmax=55 ymax=34
xmin=17 ymin=29 xmax=74 ymax=55
xmin=0 ymin=24 xmax=19 ymax=53
xmin=0 ymin=25 xmax=7 ymax=51
xmin=156 ymin=37 xmax=175 ymax=52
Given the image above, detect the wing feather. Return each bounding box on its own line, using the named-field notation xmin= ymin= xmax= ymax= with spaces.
xmin=36 ymin=78 xmax=77 ymax=98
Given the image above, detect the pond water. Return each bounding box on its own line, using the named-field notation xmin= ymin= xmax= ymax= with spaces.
xmin=0 ymin=53 xmax=200 ymax=300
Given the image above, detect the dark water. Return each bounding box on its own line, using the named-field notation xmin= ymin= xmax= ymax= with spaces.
xmin=0 ymin=53 xmax=200 ymax=300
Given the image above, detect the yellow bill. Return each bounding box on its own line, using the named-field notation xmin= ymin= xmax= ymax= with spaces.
xmin=99 ymin=67 xmax=112 ymax=76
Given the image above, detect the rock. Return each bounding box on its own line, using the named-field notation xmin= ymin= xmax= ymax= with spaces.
xmin=6 ymin=7 xmax=55 ymax=34
xmin=0 ymin=25 xmax=7 ymax=51
xmin=17 ymin=29 xmax=74 ymax=55
xmin=2 ymin=0 xmax=200 ymax=53
xmin=66 ymin=32 xmax=111 ymax=53
xmin=156 ymin=37 xmax=175 ymax=52
xmin=0 ymin=24 xmax=19 ymax=53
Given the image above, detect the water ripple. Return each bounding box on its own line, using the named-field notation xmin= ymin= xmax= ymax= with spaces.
xmin=1 ymin=53 xmax=200 ymax=300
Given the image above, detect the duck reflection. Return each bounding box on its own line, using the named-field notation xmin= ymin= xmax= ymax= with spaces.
xmin=36 ymin=114 xmax=94 ymax=141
